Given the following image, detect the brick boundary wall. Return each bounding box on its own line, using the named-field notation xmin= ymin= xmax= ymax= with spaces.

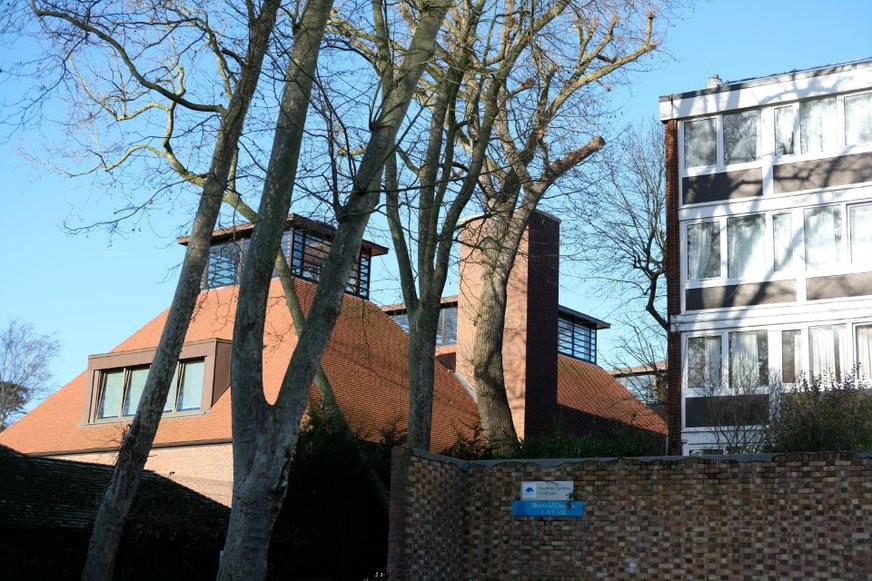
xmin=388 ymin=447 xmax=872 ymax=580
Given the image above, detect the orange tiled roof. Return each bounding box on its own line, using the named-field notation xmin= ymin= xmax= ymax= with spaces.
xmin=0 ymin=279 xmax=480 ymax=455
xmin=557 ymin=355 xmax=667 ymax=436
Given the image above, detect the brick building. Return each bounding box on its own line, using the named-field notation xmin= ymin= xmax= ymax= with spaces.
xmin=661 ymin=58 xmax=872 ymax=454
xmin=1 ymin=213 xmax=664 ymax=501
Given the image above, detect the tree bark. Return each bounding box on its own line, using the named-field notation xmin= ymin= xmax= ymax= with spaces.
xmin=80 ymin=3 xmax=282 ymax=579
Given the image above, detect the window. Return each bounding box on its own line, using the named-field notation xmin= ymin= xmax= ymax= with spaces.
xmin=856 ymin=325 xmax=872 ymax=379
xmin=205 ymin=241 xmax=244 ymax=288
xmin=728 ymin=331 xmax=768 ymax=389
xmin=849 ymin=204 xmax=872 ymax=266
xmin=557 ymin=317 xmax=597 ymax=363
xmin=687 ymin=336 xmax=721 ymax=389
xmin=436 ymin=306 xmax=457 ymax=346
xmin=799 ymin=97 xmax=837 ymax=154
xmin=774 ymin=105 xmax=796 ymax=156
xmin=96 ymin=360 xmax=204 ymax=420
xmin=723 ymin=110 xmax=759 ymax=165
xmin=845 ymin=92 xmax=872 ymax=147
xmin=809 ymin=325 xmax=841 ymax=378
xmin=772 ymin=212 xmax=795 ymax=271
xmin=803 ymin=206 xmax=841 ymax=270
xmin=687 ymin=222 xmax=720 ymax=280
xmin=727 ymin=215 xmax=765 ymax=278
xmin=290 ymin=229 xmax=373 ymax=299
xmin=781 ymin=330 xmax=801 ymax=384
xmin=390 ymin=312 xmax=410 ymax=333
xmin=684 ymin=117 xmax=717 ymax=168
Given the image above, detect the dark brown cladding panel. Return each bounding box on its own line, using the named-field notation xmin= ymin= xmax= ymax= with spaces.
xmin=685 ymin=280 xmax=796 ymax=311
xmin=807 ymin=271 xmax=872 ymax=300
xmin=685 ymin=395 xmax=769 ymax=428
xmin=682 ymin=168 xmax=763 ymax=205
xmin=774 ymin=151 xmax=872 ymax=194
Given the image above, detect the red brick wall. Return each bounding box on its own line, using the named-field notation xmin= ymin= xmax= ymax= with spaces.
xmin=664 ymin=118 xmax=683 ymax=454
xmin=389 ymin=447 xmax=872 ymax=580
xmin=53 ymin=443 xmax=233 ymax=505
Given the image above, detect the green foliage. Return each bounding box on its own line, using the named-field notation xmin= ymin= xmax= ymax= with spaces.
xmin=441 ymin=422 xmax=653 ymax=460
xmin=765 ymin=373 xmax=872 ymax=453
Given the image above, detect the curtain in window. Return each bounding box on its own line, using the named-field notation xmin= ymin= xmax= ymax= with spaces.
xmin=772 ymin=213 xmax=794 ymax=271
xmin=804 ymin=207 xmax=841 ymax=270
xmin=730 ymin=332 xmax=766 ymax=389
xmin=688 ymin=222 xmax=719 ymax=279
xmin=723 ymin=110 xmax=759 ymax=164
xmin=800 ymin=98 xmax=837 ymax=154
xmin=688 ymin=336 xmax=721 ymax=389
xmin=845 ymin=93 xmax=872 ymax=147
xmin=728 ymin=215 xmax=765 ymax=278
xmin=781 ymin=330 xmax=801 ymax=384
xmin=774 ymin=106 xmax=795 ymax=156
xmin=810 ymin=326 xmax=840 ymax=377
xmin=850 ymin=205 xmax=872 ymax=265
xmin=856 ymin=326 xmax=872 ymax=379
xmin=684 ymin=118 xmax=717 ymax=168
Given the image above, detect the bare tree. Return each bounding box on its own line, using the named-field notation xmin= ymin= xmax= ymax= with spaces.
xmin=0 ymin=320 xmax=59 ymax=430
xmin=460 ymin=0 xmax=662 ymax=456
xmin=570 ymin=119 xmax=668 ymax=399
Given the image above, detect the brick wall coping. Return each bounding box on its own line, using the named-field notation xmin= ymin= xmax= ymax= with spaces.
xmin=407 ymin=446 xmax=872 ymax=469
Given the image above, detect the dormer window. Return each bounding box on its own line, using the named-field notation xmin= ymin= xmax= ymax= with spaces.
xmin=185 ymin=215 xmax=386 ymax=299
xmin=85 ymin=340 xmax=230 ymax=424
xmin=96 ymin=360 xmax=204 ymax=419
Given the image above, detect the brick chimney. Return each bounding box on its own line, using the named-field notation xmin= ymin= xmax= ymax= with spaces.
xmin=455 ymin=211 xmax=560 ymax=440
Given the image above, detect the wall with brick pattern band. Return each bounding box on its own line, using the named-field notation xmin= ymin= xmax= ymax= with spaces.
xmin=388 ymin=447 xmax=872 ymax=580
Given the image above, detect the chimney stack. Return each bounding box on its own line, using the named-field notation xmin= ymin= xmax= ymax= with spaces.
xmin=455 ymin=211 xmax=560 ymax=440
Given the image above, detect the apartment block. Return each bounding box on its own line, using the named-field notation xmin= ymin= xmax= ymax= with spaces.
xmin=662 ymin=58 xmax=872 ymax=454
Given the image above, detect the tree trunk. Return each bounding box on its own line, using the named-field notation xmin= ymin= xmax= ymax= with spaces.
xmin=468 ymin=210 xmax=529 ymax=458
xmin=80 ymin=4 xmax=282 ymax=579
xmin=406 ymin=301 xmax=440 ymax=450
xmin=471 ymin=255 xmax=520 ymax=457
xmin=218 ymin=427 xmax=290 ymax=580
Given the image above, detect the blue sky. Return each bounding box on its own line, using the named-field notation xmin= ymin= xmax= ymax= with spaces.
xmin=1 ymin=0 xmax=870 ymax=396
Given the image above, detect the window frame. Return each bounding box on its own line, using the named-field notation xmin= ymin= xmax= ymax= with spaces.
xmin=84 ymin=339 xmax=231 ymax=424
xmin=681 ymin=108 xmax=761 ymax=172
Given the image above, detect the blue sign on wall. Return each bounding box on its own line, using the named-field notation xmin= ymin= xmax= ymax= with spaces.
xmin=512 ymin=500 xmax=584 ymax=518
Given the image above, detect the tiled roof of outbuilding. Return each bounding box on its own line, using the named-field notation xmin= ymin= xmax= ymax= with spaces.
xmin=556 ymin=356 xmax=667 ymax=436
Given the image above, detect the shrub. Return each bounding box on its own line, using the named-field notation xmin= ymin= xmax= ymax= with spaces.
xmin=765 ymin=373 xmax=872 ymax=453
